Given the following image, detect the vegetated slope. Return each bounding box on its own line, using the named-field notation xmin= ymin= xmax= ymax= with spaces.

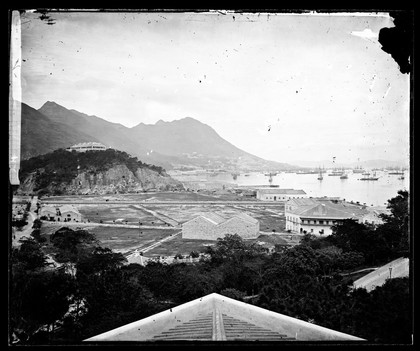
xmin=17 ymin=148 xmax=184 ymax=195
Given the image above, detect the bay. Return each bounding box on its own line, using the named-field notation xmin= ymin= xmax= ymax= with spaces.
xmin=174 ymin=170 xmax=409 ymax=207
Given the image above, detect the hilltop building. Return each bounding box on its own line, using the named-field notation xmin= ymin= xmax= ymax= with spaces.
xmin=285 ymin=197 xmax=382 ymax=236
xmin=85 ymin=293 xmax=364 ymax=342
xmin=66 ymin=142 xmax=107 ymax=152
xmin=182 ymin=212 xmax=259 ymax=240
xmin=256 ymin=188 xmax=307 ymax=201
xmin=40 ymin=204 xmax=82 ymax=222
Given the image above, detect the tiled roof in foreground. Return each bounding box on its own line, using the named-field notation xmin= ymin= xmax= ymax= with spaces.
xmin=84 ymin=293 xmax=364 ymax=342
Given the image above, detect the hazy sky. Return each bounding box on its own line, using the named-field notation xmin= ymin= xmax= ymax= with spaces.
xmin=20 ymin=10 xmax=410 ymax=164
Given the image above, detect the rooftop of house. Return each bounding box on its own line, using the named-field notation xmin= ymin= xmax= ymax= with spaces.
xmin=84 ymin=293 xmax=365 ymax=342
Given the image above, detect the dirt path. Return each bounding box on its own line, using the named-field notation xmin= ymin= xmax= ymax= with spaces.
xmin=125 ymin=230 xmax=182 ymax=257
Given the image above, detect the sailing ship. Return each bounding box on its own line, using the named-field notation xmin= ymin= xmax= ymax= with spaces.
xmin=352 ymin=166 xmax=365 ymax=174
xmin=388 ymin=167 xmax=404 ymax=175
xmin=360 ymin=171 xmax=379 ymax=181
xmin=317 ymin=167 xmax=324 ymax=181
xmin=328 ymin=168 xmax=343 ymax=176
xmin=340 ymin=172 xmax=348 ymax=179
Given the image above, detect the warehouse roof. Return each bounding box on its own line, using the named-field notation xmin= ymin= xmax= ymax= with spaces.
xmin=84 ymin=293 xmax=364 ymax=342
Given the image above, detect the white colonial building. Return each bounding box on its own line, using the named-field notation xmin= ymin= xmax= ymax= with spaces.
xmin=256 ymin=188 xmax=307 ymax=201
xmin=182 ymin=212 xmax=259 ymax=240
xmin=67 ymin=142 xmax=107 ymax=152
xmin=284 ymin=197 xmax=381 ymax=236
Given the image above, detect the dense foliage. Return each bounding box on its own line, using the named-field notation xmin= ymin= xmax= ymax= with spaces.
xmin=19 ymin=148 xmax=165 ymax=191
xmin=9 ymin=191 xmax=411 ymax=344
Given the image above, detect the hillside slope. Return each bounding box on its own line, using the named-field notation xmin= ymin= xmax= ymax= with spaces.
xmin=17 ymin=148 xmax=184 ymax=195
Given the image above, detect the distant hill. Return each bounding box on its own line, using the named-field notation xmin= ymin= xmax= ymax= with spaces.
xmin=20 ymin=101 xmax=298 ymax=171
xmin=20 ymin=103 xmax=99 ymax=160
xmin=17 ymin=148 xmax=184 ymax=195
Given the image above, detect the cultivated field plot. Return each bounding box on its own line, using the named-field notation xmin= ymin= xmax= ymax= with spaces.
xmin=76 ymin=204 xmax=167 ymax=226
xmin=88 ymin=226 xmax=178 ymax=252
xmin=40 ymin=224 xmax=179 ymax=253
xmin=145 ymin=236 xmax=215 ymax=258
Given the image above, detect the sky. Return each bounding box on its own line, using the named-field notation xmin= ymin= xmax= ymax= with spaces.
xmin=18 ymin=10 xmax=410 ymax=165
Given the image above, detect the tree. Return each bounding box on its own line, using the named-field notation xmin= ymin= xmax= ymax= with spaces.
xmin=205 ymin=234 xmax=265 ymax=264
xmin=329 ymin=219 xmax=379 ymax=264
xmin=11 ymin=238 xmax=47 ymax=271
xmin=342 ymin=277 xmax=411 ymax=343
xmin=50 ymin=227 xmax=97 ymax=263
xmin=10 ymin=268 xmax=73 ymax=343
xmin=76 ymin=247 xmax=126 ymax=277
xmin=377 ymin=190 xmax=409 ymax=258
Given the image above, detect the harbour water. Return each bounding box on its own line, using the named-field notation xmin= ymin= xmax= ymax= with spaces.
xmin=173 ymin=170 xmax=410 ymax=207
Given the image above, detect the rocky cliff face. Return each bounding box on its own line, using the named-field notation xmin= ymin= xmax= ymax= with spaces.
xmin=18 ymin=164 xmax=184 ymax=195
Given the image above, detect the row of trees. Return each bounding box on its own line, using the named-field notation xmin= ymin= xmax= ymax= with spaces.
xmin=9 ymin=191 xmax=411 ymax=344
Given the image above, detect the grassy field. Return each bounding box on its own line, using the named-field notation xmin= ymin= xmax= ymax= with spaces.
xmin=145 ymin=236 xmax=215 ymax=258
xmin=88 ymin=226 xmax=178 ymax=252
xmin=76 ymin=204 xmax=167 ymax=226
xmin=40 ymin=224 xmax=178 ymax=253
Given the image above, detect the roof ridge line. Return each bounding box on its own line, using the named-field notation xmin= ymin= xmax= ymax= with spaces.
xmin=212 ymin=306 xmax=226 ymax=341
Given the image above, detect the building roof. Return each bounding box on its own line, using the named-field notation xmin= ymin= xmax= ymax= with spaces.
xmin=257 ymin=188 xmax=307 ymax=195
xmin=84 ymin=293 xmax=364 ymax=342
xmin=70 ymin=142 xmax=106 ymax=148
xmin=58 ymin=205 xmax=81 ymax=215
xmin=287 ymin=198 xmax=369 ymax=220
xmin=190 ymin=212 xmax=258 ymax=226
xmin=41 ymin=206 xmax=57 ymax=215
xmin=200 ymin=213 xmax=226 ymax=225
xmin=233 ymin=212 xmax=259 ymax=224
xmin=353 ymin=257 xmax=409 ymax=292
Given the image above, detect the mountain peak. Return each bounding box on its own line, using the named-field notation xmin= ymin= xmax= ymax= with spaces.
xmin=41 ymin=100 xmax=60 ymax=108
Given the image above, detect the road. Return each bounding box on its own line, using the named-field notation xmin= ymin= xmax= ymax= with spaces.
xmin=12 ymin=196 xmax=38 ymax=247
xmin=40 ymin=200 xmax=285 ymax=206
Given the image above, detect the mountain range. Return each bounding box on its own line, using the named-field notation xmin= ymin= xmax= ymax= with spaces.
xmin=20 ymin=101 xmax=298 ymax=171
